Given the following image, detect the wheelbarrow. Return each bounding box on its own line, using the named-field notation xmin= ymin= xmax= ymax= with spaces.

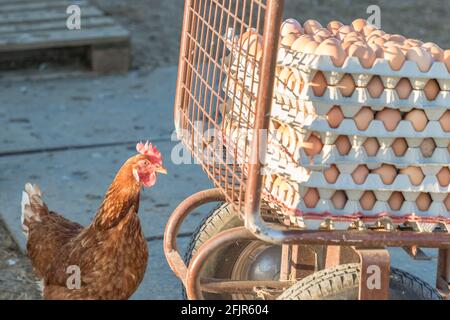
xmin=164 ymin=0 xmax=450 ymax=300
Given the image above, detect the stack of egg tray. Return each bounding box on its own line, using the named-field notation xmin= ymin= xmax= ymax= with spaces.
xmin=220 ymin=30 xmax=450 ymax=232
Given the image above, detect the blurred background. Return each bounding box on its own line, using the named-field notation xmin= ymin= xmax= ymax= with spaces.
xmin=0 ymin=0 xmax=448 ymax=299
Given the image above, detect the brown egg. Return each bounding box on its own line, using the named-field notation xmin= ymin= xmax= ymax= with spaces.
xmin=352 ymin=165 xmax=369 ymax=184
xmin=331 ymin=190 xmax=348 ymax=209
xmin=242 ymin=33 xmax=263 ymax=59
xmin=275 ymin=179 xmax=295 ymax=203
xmin=313 ymin=34 xmax=327 ymax=43
xmin=280 ymin=18 xmax=303 ymax=37
xmin=416 ymin=193 xmax=432 ymax=211
xmin=344 ymin=38 xmax=365 ymax=49
xmin=373 ymin=164 xmax=397 ymax=185
xmin=441 ymin=194 xmax=450 ymax=212
xmin=324 ymin=164 xmax=340 ymax=184
xmin=384 ymin=40 xmax=404 ymax=49
xmin=389 ymin=34 xmax=406 ymax=43
xmin=404 ymin=38 xmax=423 ymax=48
xmin=388 ymin=192 xmax=404 ymax=211
xmin=369 ymin=43 xmax=384 ymax=59
xmin=303 ymin=19 xmax=322 ymax=35
xmin=304 ymin=188 xmax=320 ymax=208
xmin=381 ymin=34 xmax=392 ymax=41
xmin=406 ymin=47 xmax=433 ymax=72
xmin=360 ymin=191 xmax=376 ymax=210
xmin=351 ymin=18 xmax=367 ymax=32
xmin=367 ymin=29 xmax=386 ymax=40
xmin=327 ymin=21 xmax=344 ymax=36
xmin=342 ymin=39 xmax=361 ymax=54
xmin=375 ymin=108 xmax=402 ymax=131
xmin=439 ymin=110 xmax=450 ymax=132
xmin=424 ymin=79 xmax=441 ymax=101
xmin=303 ymin=40 xmax=319 ymax=54
xmin=335 ymin=135 xmax=352 ymax=155
xmin=383 ymin=45 xmax=405 ymax=70
xmin=327 ymin=105 xmax=344 ymax=128
xmin=281 ymin=33 xmax=299 ymax=47
xmin=354 ymin=107 xmax=374 ymax=130
xmin=395 ymin=78 xmax=412 ymax=99
xmin=445 ymin=194 xmax=450 ymax=211
xmin=336 ymin=25 xmax=355 ymax=40
xmin=310 ymin=71 xmax=328 ymax=97
xmin=274 ymin=122 xmax=284 ymax=142
xmin=240 ymin=29 xmax=257 ymax=44
xmin=391 ymin=138 xmax=408 ymax=156
xmin=367 ymin=76 xmax=385 ymax=98
xmin=420 ymin=138 xmax=436 ymax=157
xmin=291 ymin=34 xmax=314 ymax=52
xmin=314 ymin=28 xmax=332 ymax=38
xmin=444 ymin=50 xmax=450 ymax=72
xmin=399 ymin=166 xmax=425 ymax=185
xmin=363 ymin=25 xmax=377 ymax=37
xmin=278 ymin=67 xmax=293 ymax=87
xmin=343 ymin=31 xmax=364 ymax=42
xmin=337 ymin=74 xmax=356 ymax=97
xmin=422 ymin=42 xmax=444 ymax=61
xmin=348 ymin=43 xmax=376 ymax=68
xmin=315 ymin=38 xmax=346 ymax=67
xmin=372 ymin=36 xmax=387 ymax=47
xmin=281 ymin=126 xmax=292 ymax=148
xmin=303 ymin=134 xmax=323 ymax=156
xmin=437 ymin=167 xmax=450 ymax=187
xmin=363 ymin=137 xmax=380 ymax=156
xmin=404 ymin=109 xmax=428 ymax=132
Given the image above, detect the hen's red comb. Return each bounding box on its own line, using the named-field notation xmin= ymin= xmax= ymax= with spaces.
xmin=136 ymin=141 xmax=162 ymax=164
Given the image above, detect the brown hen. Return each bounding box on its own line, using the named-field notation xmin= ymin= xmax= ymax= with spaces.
xmin=21 ymin=142 xmax=166 ymax=299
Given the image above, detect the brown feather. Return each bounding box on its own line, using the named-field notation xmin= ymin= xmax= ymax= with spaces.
xmin=24 ymin=155 xmax=149 ymax=300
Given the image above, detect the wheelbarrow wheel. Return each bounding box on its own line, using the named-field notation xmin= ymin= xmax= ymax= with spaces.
xmin=184 ymin=202 xmax=281 ymax=300
xmin=277 ymin=263 xmax=443 ymax=300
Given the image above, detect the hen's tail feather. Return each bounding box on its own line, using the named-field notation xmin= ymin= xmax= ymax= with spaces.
xmin=21 ymin=183 xmax=46 ymax=239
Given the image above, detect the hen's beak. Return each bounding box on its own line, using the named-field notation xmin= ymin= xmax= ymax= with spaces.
xmin=155 ymin=165 xmax=167 ymax=174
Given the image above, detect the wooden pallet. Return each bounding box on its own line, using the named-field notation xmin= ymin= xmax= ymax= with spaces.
xmin=0 ymin=0 xmax=130 ymax=73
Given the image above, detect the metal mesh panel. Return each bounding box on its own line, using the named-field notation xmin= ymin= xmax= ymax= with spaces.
xmin=175 ymin=0 xmax=269 ymax=213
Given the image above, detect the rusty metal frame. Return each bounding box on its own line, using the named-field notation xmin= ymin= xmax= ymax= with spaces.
xmin=164 ymin=188 xmax=226 ymax=286
xmin=436 ymin=248 xmax=450 ymax=298
xmin=357 ymin=248 xmax=390 ymax=300
xmin=163 ymin=189 xmax=450 ymax=299
xmin=166 ymin=0 xmax=450 ymax=300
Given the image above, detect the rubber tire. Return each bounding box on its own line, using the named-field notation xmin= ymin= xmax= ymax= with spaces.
xmin=277 ymin=263 xmax=443 ymax=300
xmin=183 ymin=202 xmax=245 ymax=299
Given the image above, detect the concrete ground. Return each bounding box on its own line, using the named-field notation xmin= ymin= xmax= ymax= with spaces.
xmin=0 ymin=67 xmax=439 ymax=299
xmin=0 ymin=67 xmax=216 ymax=299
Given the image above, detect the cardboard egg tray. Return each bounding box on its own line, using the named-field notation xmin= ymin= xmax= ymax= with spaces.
xmin=291 ymin=167 xmax=450 ymax=194
xmin=263 ymin=192 xmax=449 ymax=232
xmin=264 ymin=174 xmax=450 ymax=225
xmin=222 ymin=115 xmax=450 ymax=226
xmin=224 ymin=115 xmax=450 ymax=195
xmin=294 ymin=126 xmax=450 ymax=150
xmin=225 ymin=29 xmax=450 ymax=91
xmin=276 ymin=47 xmax=450 ymax=90
xmin=230 ymin=58 xmax=450 ymax=118
xmin=225 ymin=38 xmax=450 ymax=112
xmin=223 ymin=82 xmax=450 ymax=168
xmin=276 ymin=79 xmax=450 ymax=115
xmin=297 ymin=144 xmax=450 ymax=169
xmin=221 ymin=31 xmax=450 ymax=227
xmin=299 ymin=117 xmax=450 ymax=140
xmin=224 ymin=72 xmax=319 ymax=125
